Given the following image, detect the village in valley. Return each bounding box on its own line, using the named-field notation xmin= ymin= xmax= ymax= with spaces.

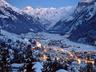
xmin=0 ymin=0 xmax=96 ymax=72
xmin=0 ymin=31 xmax=96 ymax=72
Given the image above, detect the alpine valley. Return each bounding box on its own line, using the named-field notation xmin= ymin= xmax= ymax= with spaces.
xmin=0 ymin=0 xmax=96 ymax=45
xmin=0 ymin=0 xmax=96 ymax=72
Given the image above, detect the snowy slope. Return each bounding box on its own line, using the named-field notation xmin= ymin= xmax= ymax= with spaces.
xmin=0 ymin=29 xmax=22 ymax=41
xmin=69 ymin=0 xmax=96 ymax=44
xmin=0 ymin=0 xmax=22 ymax=14
xmin=23 ymin=6 xmax=74 ymax=29
xmin=0 ymin=0 xmax=45 ymax=34
xmin=23 ymin=32 xmax=96 ymax=52
xmin=49 ymin=0 xmax=96 ymax=45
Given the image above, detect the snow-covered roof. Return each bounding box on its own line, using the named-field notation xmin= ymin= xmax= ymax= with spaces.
xmin=11 ymin=63 xmax=24 ymax=68
xmin=56 ymin=69 xmax=68 ymax=72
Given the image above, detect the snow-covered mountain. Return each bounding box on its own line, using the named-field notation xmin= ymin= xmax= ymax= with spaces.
xmin=22 ymin=6 xmax=74 ymax=29
xmin=0 ymin=0 xmax=74 ymax=33
xmin=0 ymin=0 xmax=45 ymax=34
xmin=69 ymin=0 xmax=96 ymax=44
xmin=50 ymin=0 xmax=96 ymax=45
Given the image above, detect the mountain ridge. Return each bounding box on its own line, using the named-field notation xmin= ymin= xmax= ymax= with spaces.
xmin=22 ymin=6 xmax=74 ymax=29
xmin=0 ymin=0 xmax=46 ymax=34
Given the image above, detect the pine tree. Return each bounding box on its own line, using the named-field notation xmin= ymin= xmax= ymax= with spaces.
xmin=0 ymin=42 xmax=10 ymax=72
xmin=26 ymin=62 xmax=33 ymax=72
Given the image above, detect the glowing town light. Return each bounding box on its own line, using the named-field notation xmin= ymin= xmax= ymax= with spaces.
xmin=77 ymin=58 xmax=81 ymax=64
xmin=85 ymin=60 xmax=94 ymax=64
xmin=40 ymin=55 xmax=48 ymax=61
xmin=68 ymin=51 xmax=74 ymax=57
xmin=43 ymin=49 xmax=47 ymax=52
xmin=36 ymin=41 xmax=42 ymax=48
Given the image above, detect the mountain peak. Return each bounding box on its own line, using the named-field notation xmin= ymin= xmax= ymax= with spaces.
xmin=77 ymin=0 xmax=95 ymax=9
xmin=80 ymin=0 xmax=94 ymax=2
xmin=0 ymin=0 xmax=6 ymax=6
xmin=23 ymin=6 xmax=33 ymax=13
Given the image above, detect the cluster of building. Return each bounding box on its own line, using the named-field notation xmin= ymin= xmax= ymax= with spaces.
xmin=0 ymin=37 xmax=96 ymax=72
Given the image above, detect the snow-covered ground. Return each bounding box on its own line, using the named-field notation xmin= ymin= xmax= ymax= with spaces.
xmin=24 ymin=32 xmax=96 ymax=52
xmin=0 ymin=30 xmax=22 ymax=42
xmin=63 ymin=39 xmax=96 ymax=52
xmin=0 ymin=30 xmax=96 ymax=52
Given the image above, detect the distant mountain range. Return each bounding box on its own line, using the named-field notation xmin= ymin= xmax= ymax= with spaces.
xmin=22 ymin=6 xmax=74 ymax=29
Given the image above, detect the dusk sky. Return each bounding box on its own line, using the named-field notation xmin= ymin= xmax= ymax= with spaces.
xmin=7 ymin=0 xmax=79 ymax=8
